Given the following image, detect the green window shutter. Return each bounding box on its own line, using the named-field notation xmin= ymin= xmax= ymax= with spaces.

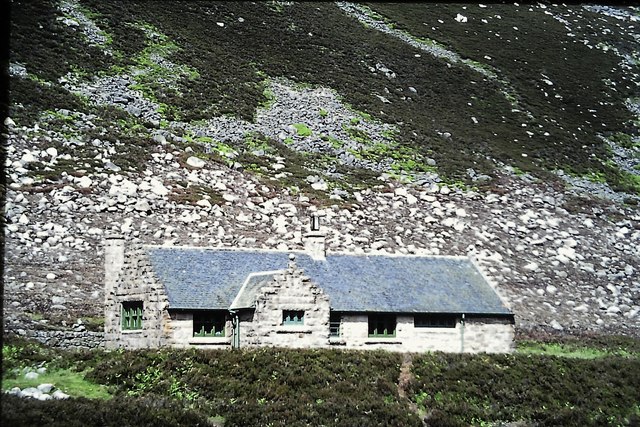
xmin=121 ymin=302 xmax=143 ymax=330
xmin=137 ymin=306 xmax=142 ymax=329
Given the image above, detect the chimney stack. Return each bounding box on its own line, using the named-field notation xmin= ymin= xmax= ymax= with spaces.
xmin=104 ymin=234 xmax=125 ymax=305
xmin=304 ymin=212 xmax=326 ymax=261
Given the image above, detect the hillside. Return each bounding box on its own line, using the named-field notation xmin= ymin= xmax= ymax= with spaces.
xmin=4 ymin=0 xmax=640 ymax=341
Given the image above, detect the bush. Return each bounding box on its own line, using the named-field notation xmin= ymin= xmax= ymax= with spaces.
xmin=409 ymin=351 xmax=640 ymax=426
xmin=1 ymin=395 xmax=215 ymax=427
xmin=88 ymin=347 xmax=422 ymax=426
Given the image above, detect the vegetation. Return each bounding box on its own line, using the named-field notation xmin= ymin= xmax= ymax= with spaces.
xmin=411 ymin=346 xmax=640 ymax=426
xmin=3 ymin=336 xmax=640 ymax=426
xmin=291 ymin=123 xmax=312 ymax=137
xmin=366 ymin=3 xmax=639 ymax=191
xmin=9 ymin=1 xmax=639 ymax=192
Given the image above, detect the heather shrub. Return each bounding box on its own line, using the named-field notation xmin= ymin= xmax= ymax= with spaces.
xmin=410 ymin=351 xmax=640 ymax=426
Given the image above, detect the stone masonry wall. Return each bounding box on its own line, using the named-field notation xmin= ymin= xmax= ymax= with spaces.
xmin=104 ymin=240 xmax=172 ymax=349
xmin=338 ymin=314 xmax=514 ymax=353
xmin=463 ymin=317 xmax=515 ymax=353
xmin=240 ymin=257 xmax=331 ymax=349
xmin=5 ymin=323 xmax=105 ymax=350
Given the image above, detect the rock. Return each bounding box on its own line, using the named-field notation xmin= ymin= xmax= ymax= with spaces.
xmin=18 ymin=214 xmax=29 ymax=225
xmin=573 ymin=304 xmax=589 ymax=313
xmin=186 ymin=156 xmax=206 ymax=168
xmin=557 ymin=246 xmax=576 ymax=260
xmin=37 ymin=384 xmax=54 ymax=393
xmin=4 ymin=117 xmax=16 ymax=127
xmin=104 ymin=161 xmax=121 ymax=172
xmin=51 ymin=296 xmax=66 ymax=305
xmin=46 ymin=273 xmax=56 ymax=280
xmin=607 ymin=306 xmax=621 ymax=315
xmin=134 ymin=200 xmax=151 ymax=212
xmin=371 ymin=241 xmax=386 ymax=250
xmin=222 ymin=193 xmax=237 ymax=202
xmin=21 ymin=152 xmax=37 ymax=164
xmin=545 ymin=285 xmax=558 ymax=295
xmin=196 ymin=199 xmax=212 ymax=209
xmin=52 ymin=390 xmax=70 ymax=400
xmin=153 ymin=134 xmax=167 ymax=144
xmin=77 ymin=176 xmax=93 ymax=188
xmin=523 ymin=262 xmax=539 ymax=272
xmin=549 ymin=320 xmax=564 ymax=330
xmin=311 ymin=181 xmax=328 ymax=191
xmin=25 ymin=372 xmax=39 ymax=380
xmin=110 ymin=180 xmax=138 ymax=197
xmin=150 ymin=179 xmax=169 ymax=196
xmin=45 ymin=147 xmax=58 ymax=158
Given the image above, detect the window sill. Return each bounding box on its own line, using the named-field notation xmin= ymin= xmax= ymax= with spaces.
xmin=189 ymin=338 xmax=231 ymax=345
xmin=329 ymin=338 xmax=346 ymax=346
xmin=276 ymin=328 xmax=313 ymax=334
xmin=121 ymin=329 xmax=143 ymax=334
xmin=365 ymin=340 xmax=402 ymax=345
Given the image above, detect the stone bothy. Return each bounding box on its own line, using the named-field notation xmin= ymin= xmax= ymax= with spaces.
xmin=104 ymin=226 xmax=515 ymax=353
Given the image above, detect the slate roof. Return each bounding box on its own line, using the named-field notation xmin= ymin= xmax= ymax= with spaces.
xmin=146 ymin=247 xmax=511 ymax=315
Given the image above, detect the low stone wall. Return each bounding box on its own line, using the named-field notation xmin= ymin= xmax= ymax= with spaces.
xmin=6 ymin=325 xmax=105 ymax=350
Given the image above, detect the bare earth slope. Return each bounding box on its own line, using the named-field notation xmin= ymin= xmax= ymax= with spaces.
xmin=4 ymin=1 xmax=640 ymax=338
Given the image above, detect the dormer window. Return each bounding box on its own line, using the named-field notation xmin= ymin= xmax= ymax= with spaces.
xmin=283 ymin=310 xmax=305 ymax=325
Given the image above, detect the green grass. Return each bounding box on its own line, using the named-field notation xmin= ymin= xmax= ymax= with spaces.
xmin=292 ymin=122 xmax=312 ymax=137
xmin=3 ymin=369 xmax=112 ymax=400
xmin=517 ymin=341 xmax=637 ymax=359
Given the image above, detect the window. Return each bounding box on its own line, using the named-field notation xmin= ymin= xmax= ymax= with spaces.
xmin=193 ymin=311 xmax=226 ymax=337
xmin=283 ymin=310 xmax=304 ymax=325
xmin=368 ymin=314 xmax=396 ymax=337
xmin=329 ymin=313 xmax=341 ymax=337
xmin=414 ymin=314 xmax=457 ymax=328
xmin=122 ymin=301 xmax=143 ymax=330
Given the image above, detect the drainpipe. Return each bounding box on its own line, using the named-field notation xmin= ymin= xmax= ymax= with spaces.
xmin=460 ymin=313 xmax=465 ymax=353
xmin=229 ymin=310 xmax=239 ymax=349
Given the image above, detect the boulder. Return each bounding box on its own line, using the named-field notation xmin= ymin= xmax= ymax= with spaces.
xmin=186 ymin=156 xmax=206 ymax=168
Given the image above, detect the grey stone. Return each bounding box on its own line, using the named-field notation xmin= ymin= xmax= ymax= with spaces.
xmin=38 ymin=383 xmax=54 ymax=393
xmin=24 ymin=372 xmax=39 ymax=380
xmin=52 ymin=390 xmax=70 ymax=400
xmin=51 ymin=296 xmax=66 ymax=305
xmin=134 ymin=200 xmax=151 ymax=212
xmin=186 ymin=156 xmax=206 ymax=168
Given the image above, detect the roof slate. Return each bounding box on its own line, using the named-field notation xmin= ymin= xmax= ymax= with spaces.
xmin=146 ymin=247 xmax=511 ymax=314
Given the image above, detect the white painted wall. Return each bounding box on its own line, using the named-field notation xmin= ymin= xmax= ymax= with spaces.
xmin=336 ymin=314 xmax=514 ymax=353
